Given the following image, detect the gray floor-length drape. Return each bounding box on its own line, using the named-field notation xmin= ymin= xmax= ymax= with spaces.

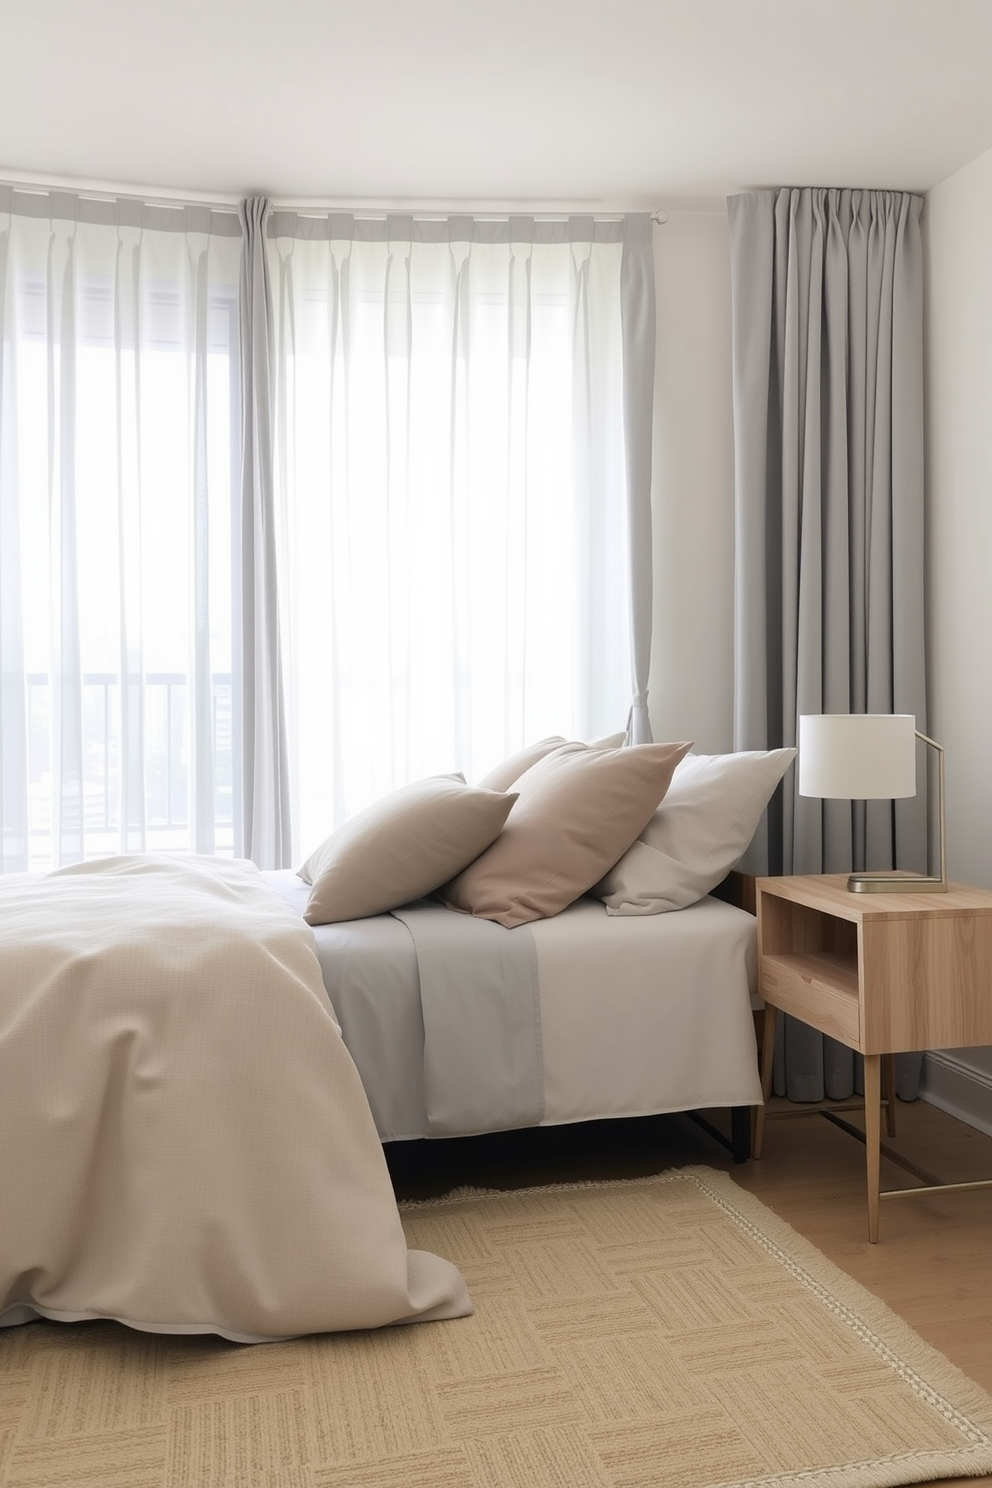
xmin=728 ymin=187 xmax=926 ymax=1101
xmin=620 ymin=215 xmax=656 ymax=745
xmin=238 ymin=196 xmax=292 ymax=867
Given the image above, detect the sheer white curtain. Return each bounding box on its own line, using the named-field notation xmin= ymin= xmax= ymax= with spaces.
xmin=266 ymin=213 xmax=650 ymax=858
xmin=0 ymin=188 xmax=242 ymax=872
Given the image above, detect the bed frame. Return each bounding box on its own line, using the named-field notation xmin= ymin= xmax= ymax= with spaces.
xmin=688 ymin=869 xmax=757 ymax=1163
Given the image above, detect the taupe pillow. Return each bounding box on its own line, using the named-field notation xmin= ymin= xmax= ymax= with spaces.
xmin=299 ymin=775 xmax=516 ymax=925
xmin=477 ymin=731 xmax=628 ymax=792
xmin=441 ymin=740 xmax=692 ymax=928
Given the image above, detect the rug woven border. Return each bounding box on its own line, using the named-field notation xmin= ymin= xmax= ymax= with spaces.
xmin=400 ymin=1164 xmax=992 ymax=1488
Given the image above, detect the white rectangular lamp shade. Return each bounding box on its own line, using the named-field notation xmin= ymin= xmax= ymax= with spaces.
xmin=797 ymin=713 xmax=947 ymax=892
xmin=798 ymin=714 xmax=916 ymax=800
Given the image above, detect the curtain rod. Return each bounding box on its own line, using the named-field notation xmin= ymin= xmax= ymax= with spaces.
xmin=272 ymin=204 xmax=668 ymax=223
xmin=0 ymin=177 xmax=670 ymax=225
xmin=0 ymin=174 xmax=241 ymax=212
xmin=0 ymin=177 xmax=668 ymax=223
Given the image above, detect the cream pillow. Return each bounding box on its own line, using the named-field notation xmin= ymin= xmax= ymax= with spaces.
xmin=477 ymin=731 xmax=628 ymax=791
xmin=299 ymin=775 xmax=517 ymax=925
xmin=441 ymin=740 xmax=691 ymax=928
xmin=596 ymin=747 xmax=797 ymax=915
xmin=476 ymin=737 xmax=567 ymax=792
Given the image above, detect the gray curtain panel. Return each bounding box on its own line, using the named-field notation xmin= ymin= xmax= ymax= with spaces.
xmin=620 ymin=215 xmax=656 ymax=745
xmin=727 ymin=187 xmax=926 ymax=1101
xmin=238 ymin=196 xmax=292 ymax=868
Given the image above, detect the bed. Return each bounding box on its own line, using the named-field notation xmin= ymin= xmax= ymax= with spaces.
xmin=277 ymin=737 xmax=794 ymax=1159
xmin=0 ymin=741 xmax=792 ymax=1343
xmin=0 ymin=855 xmax=471 ymax=1343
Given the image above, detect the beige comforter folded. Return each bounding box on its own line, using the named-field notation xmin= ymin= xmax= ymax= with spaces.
xmin=0 ymin=855 xmax=471 ymax=1341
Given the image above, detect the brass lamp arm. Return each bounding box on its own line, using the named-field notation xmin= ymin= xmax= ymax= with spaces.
xmin=848 ymin=729 xmax=947 ymax=893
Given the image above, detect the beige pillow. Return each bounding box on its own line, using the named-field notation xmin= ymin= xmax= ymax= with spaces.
xmin=477 ymin=731 xmax=628 ymax=791
xmin=441 ymin=740 xmax=691 ymax=928
xmin=299 ymin=775 xmax=516 ymax=925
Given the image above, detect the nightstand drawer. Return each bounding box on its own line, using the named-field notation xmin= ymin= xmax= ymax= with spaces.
xmin=760 ymin=952 xmax=861 ymax=1046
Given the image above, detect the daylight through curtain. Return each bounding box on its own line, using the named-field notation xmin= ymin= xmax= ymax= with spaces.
xmin=267 ymin=212 xmax=654 ymax=858
xmin=0 ymin=188 xmax=242 ymax=871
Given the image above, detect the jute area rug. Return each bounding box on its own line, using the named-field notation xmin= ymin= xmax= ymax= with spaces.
xmin=2 ymin=1167 xmax=992 ymax=1488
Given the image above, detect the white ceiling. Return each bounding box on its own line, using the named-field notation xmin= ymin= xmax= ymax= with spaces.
xmin=3 ymin=0 xmax=992 ymax=210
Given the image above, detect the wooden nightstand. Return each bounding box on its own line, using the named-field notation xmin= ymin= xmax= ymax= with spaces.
xmin=754 ymin=873 xmax=992 ymax=1241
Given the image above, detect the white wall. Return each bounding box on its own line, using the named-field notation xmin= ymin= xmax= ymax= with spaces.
xmin=648 ymin=211 xmax=736 ymax=752
xmin=920 ymin=145 xmax=992 ymax=1133
xmin=925 ymin=147 xmax=992 ymax=891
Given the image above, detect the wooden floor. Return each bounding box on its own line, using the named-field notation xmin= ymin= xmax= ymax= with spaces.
xmin=387 ymin=1095 xmax=992 ymax=1488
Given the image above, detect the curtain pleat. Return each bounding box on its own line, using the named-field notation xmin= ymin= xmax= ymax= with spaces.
xmin=620 ymin=216 xmax=655 ymax=744
xmin=189 ymin=234 xmax=215 ymax=854
xmin=728 ymin=186 xmax=926 ymax=1102
xmin=51 ymin=221 xmax=85 ymax=864
xmin=114 ymin=225 xmax=146 ymax=853
xmin=237 ymin=197 xmax=291 ymax=867
xmin=0 ymin=212 xmax=30 ymax=868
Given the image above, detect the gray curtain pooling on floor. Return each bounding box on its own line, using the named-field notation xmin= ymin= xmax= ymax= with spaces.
xmin=728 ymin=187 xmax=926 ymax=1101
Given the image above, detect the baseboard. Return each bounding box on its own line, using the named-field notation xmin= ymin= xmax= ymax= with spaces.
xmin=919 ymin=1051 xmax=992 ymax=1139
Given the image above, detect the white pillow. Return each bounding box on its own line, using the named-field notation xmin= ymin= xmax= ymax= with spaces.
xmin=595 ymin=748 xmax=797 ymax=915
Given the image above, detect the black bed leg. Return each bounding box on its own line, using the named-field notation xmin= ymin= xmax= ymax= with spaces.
xmin=730 ymin=1105 xmax=751 ymax=1163
xmin=686 ymin=1107 xmax=752 ymax=1162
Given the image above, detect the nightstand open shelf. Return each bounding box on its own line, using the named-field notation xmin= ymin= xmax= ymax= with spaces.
xmin=760 ymin=952 xmax=860 ymax=1043
xmin=755 ymin=873 xmax=992 ymax=1241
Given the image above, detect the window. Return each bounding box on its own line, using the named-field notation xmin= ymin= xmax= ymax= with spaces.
xmin=2 ymin=198 xmax=654 ymax=871
xmin=0 ymin=196 xmax=241 ymax=870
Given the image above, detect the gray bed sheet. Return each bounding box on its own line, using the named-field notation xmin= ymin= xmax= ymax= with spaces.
xmin=264 ymin=873 xmax=543 ymax=1141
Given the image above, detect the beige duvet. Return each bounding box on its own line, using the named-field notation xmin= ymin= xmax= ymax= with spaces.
xmin=0 ymin=855 xmax=470 ymax=1341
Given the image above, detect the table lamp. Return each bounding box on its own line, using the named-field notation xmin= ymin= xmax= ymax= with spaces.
xmin=798 ymin=714 xmax=947 ymax=892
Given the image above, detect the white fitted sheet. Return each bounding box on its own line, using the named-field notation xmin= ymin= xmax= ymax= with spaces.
xmin=529 ymin=893 xmax=761 ymax=1123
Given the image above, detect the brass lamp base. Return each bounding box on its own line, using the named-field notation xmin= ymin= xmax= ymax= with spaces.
xmin=847 ymin=871 xmax=948 ymax=894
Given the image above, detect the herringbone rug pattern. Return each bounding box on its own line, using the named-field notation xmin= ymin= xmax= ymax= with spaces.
xmin=2 ymin=1167 xmax=992 ymax=1487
